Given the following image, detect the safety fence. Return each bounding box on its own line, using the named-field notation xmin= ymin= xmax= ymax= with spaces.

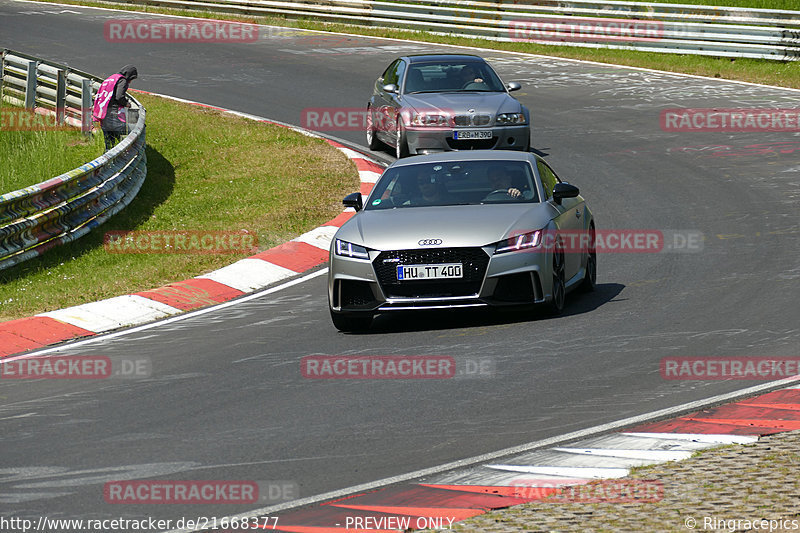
xmin=111 ymin=0 xmax=800 ymax=60
xmin=0 ymin=49 xmax=147 ymax=271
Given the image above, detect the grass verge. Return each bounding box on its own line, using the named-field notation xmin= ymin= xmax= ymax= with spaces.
xmin=28 ymin=0 xmax=800 ymax=90
xmin=0 ymin=91 xmax=357 ymax=322
xmin=0 ymin=103 xmax=104 ymax=194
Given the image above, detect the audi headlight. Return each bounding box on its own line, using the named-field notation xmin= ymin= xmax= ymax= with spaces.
xmin=409 ymin=112 xmax=450 ymax=127
xmin=494 ymin=230 xmax=541 ymax=254
xmin=496 ymin=113 xmax=526 ymax=125
xmin=335 ymin=239 xmax=370 ymax=260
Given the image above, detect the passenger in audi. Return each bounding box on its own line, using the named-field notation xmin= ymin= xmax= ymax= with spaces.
xmin=407 ymin=167 xmax=447 ymax=205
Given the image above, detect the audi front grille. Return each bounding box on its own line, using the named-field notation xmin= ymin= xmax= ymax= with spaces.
xmin=373 ymin=248 xmax=490 ymax=298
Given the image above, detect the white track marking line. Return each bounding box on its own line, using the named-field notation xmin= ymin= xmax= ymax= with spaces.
xmin=0 ymin=269 xmax=328 ymax=363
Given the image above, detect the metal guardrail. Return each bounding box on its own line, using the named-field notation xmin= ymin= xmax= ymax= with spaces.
xmin=0 ymin=49 xmax=147 ymax=271
xmin=112 ymin=0 xmax=800 ymax=60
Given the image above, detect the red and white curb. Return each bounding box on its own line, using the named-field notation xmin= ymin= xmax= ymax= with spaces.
xmin=0 ymin=94 xmax=384 ymax=358
xmin=225 ymin=383 xmax=800 ymax=533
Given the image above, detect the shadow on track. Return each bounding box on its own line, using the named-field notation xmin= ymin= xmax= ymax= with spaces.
xmin=357 ymin=282 xmax=624 ymax=334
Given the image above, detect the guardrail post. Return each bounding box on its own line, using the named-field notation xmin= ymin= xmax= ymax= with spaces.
xmin=56 ymin=68 xmax=67 ymax=125
xmin=81 ymin=78 xmax=92 ymax=135
xmin=24 ymin=59 xmax=37 ymax=109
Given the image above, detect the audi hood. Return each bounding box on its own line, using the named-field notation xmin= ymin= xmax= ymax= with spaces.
xmin=335 ymin=204 xmax=555 ymax=251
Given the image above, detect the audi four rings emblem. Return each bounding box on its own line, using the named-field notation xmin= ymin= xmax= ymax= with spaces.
xmin=418 ymin=239 xmax=443 ymax=246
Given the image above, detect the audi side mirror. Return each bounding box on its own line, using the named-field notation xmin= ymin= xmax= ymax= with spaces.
xmin=382 ymin=84 xmax=398 ymax=94
xmin=553 ymin=182 xmax=579 ymax=205
xmin=343 ymin=192 xmax=363 ymax=211
xmin=506 ymin=82 xmax=522 ymax=92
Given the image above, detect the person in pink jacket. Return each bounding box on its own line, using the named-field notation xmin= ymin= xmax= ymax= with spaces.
xmin=93 ymin=65 xmax=138 ymax=149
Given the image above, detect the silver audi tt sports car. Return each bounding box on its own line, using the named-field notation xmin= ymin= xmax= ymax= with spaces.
xmin=328 ymin=151 xmax=596 ymax=332
xmin=366 ymin=54 xmax=531 ymax=158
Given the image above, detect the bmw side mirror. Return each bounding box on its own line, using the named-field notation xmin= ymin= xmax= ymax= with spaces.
xmin=343 ymin=192 xmax=363 ymax=211
xmin=382 ymin=84 xmax=398 ymax=94
xmin=552 ymin=182 xmax=579 ymax=205
xmin=506 ymin=82 xmax=522 ymax=92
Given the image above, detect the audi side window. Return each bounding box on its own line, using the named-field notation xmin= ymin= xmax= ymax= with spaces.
xmin=544 ymin=162 xmax=562 ymax=184
xmin=537 ymin=160 xmax=559 ymax=199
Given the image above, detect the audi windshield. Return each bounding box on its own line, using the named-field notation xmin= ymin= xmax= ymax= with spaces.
xmin=366 ymin=161 xmax=540 ymax=210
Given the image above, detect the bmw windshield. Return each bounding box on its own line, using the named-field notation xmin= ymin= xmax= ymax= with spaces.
xmin=365 ymin=161 xmax=540 ymax=210
xmin=403 ymin=61 xmax=507 ymax=94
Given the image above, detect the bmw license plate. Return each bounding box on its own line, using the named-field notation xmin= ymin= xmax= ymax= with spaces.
xmin=397 ymin=264 xmax=463 ymax=280
xmin=453 ymin=130 xmax=492 ymax=140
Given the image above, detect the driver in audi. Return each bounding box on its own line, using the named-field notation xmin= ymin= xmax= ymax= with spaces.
xmin=487 ymin=167 xmax=522 ymax=199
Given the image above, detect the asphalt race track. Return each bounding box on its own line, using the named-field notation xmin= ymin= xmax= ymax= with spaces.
xmin=1 ymin=0 xmax=799 ymax=527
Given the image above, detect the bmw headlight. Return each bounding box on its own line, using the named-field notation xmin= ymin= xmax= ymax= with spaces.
xmin=496 ymin=113 xmax=526 ymax=125
xmin=409 ymin=112 xmax=450 ymax=127
xmin=494 ymin=230 xmax=541 ymax=254
xmin=335 ymin=239 xmax=370 ymax=260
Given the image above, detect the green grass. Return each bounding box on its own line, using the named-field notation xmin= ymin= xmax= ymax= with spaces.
xmin=0 ymin=92 xmax=358 ymax=321
xmin=27 ymin=0 xmax=800 ymax=90
xmin=0 ymin=103 xmax=104 ymax=194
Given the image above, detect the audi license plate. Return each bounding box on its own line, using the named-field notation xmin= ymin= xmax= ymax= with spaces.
xmin=397 ymin=264 xmax=463 ymax=280
xmin=453 ymin=130 xmax=492 ymax=140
